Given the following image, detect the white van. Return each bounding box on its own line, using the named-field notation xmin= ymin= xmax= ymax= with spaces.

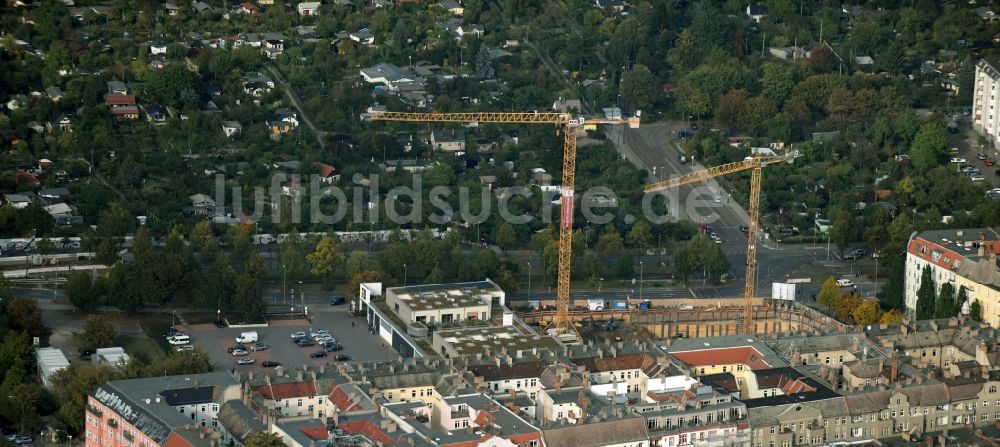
xmin=168 ymin=335 xmax=191 ymax=345
xmin=836 ymin=279 xmax=855 ymax=288
xmin=236 ymin=332 xmax=258 ymax=344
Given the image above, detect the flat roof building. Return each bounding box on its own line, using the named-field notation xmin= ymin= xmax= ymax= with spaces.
xmin=385 ymin=280 xmax=505 ymax=326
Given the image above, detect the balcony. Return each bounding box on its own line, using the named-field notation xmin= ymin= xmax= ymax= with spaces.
xmin=108 ymin=418 xmax=118 ymax=428
xmin=86 ymin=405 xmax=103 ymax=417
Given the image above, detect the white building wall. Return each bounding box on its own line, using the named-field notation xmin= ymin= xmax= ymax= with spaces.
xmin=903 ymin=251 xmax=956 ymax=318
xmin=973 ymin=60 xmax=1000 ymax=149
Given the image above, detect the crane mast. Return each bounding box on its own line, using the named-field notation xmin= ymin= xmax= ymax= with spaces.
xmin=645 ymin=155 xmax=793 ymax=333
xmin=366 ymin=110 xmax=639 ymax=334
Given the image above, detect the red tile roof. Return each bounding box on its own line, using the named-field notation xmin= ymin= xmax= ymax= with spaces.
xmin=16 ymin=171 xmax=39 ymax=185
xmin=670 ymin=347 xmax=771 ymax=370
xmin=252 ymin=381 xmax=317 ymax=399
xmin=329 ymin=384 xmax=362 ymax=412
xmin=299 ymin=426 xmax=328 ymax=440
xmin=474 ymin=409 xmax=495 ymax=428
xmin=315 ymin=162 xmax=340 ymax=178
xmin=907 ymin=240 xmax=963 ymax=271
xmin=340 ymin=419 xmax=397 ymax=445
xmin=106 ymin=94 xmax=136 ymax=106
xmin=164 ymin=432 xmax=195 ymax=447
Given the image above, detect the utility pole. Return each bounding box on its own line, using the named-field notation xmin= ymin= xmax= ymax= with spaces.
xmin=282 ymin=264 xmax=287 ymax=304
xmin=639 ymin=261 xmax=644 ymax=301
xmin=527 ymin=262 xmax=532 ymax=302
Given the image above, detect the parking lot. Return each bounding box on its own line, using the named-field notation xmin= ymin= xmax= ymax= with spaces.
xmin=180 ymin=305 xmax=394 ymax=373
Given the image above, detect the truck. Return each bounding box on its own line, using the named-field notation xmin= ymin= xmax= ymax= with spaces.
xmin=587 ymin=298 xmax=604 ymax=310
xmin=236 ymin=332 xmax=258 ymax=344
xmin=771 ymin=282 xmax=796 ymax=301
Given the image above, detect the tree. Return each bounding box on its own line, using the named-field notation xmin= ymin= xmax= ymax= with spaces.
xmin=957 ymin=56 xmax=974 ymax=103
xmin=495 ymin=223 xmax=517 ymax=253
xmin=715 ymin=89 xmax=750 ymax=128
xmin=626 ymin=221 xmax=653 ymax=251
xmin=667 ymin=29 xmax=699 ymax=70
xmin=51 ymin=364 xmax=112 ymax=433
xmin=7 ymin=296 xmax=45 ymax=337
xmin=621 ymin=64 xmax=655 ymax=113
xmin=143 ymin=64 xmax=201 ymax=108
xmin=851 ymin=299 xmax=881 ymax=325
xmin=474 ymin=45 xmax=495 ymax=79
xmin=831 ymin=213 xmax=852 ymax=256
xmin=36 ymin=237 xmax=55 ymax=263
xmin=345 ymin=251 xmax=370 ymax=279
xmin=81 ymin=315 xmax=117 ymax=351
xmin=245 ymin=431 xmax=286 ymax=447
xmin=911 ymin=122 xmax=949 ymax=171
xmin=683 ymin=87 xmax=710 ymax=120
xmin=834 ymin=292 xmax=862 ymax=323
xmin=704 ymin=245 xmax=729 ymax=284
xmin=307 ymin=235 xmax=343 ymax=289
xmin=957 ymin=286 xmax=969 ymax=315
xmin=65 ymin=271 xmax=101 ymax=312
xmin=915 ymin=265 xmax=936 ymax=320
xmin=817 ymin=276 xmax=839 ymax=308
xmin=808 ymin=45 xmax=834 ymax=73
xmin=879 ymin=309 xmax=906 ymax=324
xmin=761 ymin=63 xmax=795 ymax=106
xmin=935 ymin=282 xmax=957 ymax=318
xmin=493 ymin=265 xmax=518 ymax=292
xmin=969 ymin=299 xmax=983 ymax=323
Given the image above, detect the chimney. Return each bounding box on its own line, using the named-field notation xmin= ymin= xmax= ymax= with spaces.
xmin=297 ymin=370 xmax=304 ymax=381
xmin=509 ymin=388 xmax=516 ymax=399
xmin=879 ymin=359 xmax=884 ymax=375
xmin=891 ymin=357 xmax=899 ymax=381
xmin=582 ymin=375 xmax=590 ymax=389
xmin=494 ymin=357 xmax=501 ymax=367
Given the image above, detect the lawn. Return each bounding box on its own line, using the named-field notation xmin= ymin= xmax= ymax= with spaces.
xmin=141 ymin=318 xmax=175 ymax=353
xmin=115 ymin=335 xmax=164 ymax=364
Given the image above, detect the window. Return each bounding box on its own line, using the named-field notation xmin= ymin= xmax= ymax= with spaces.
xmin=297 ymin=399 xmax=303 ymax=407
xmin=770 ymin=427 xmax=776 ymax=434
xmin=851 ymin=428 xmax=862 ymax=438
xmin=991 ymin=386 xmax=998 ymax=394
xmin=982 ymin=414 xmax=989 ymax=421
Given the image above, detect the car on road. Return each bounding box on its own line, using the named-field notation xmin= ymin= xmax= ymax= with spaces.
xmin=261 ymin=361 xmax=281 ymax=368
xmin=231 ymin=348 xmax=248 ymax=356
xmin=843 ymin=248 xmax=866 ymax=260
xmin=951 ymin=157 xmax=967 ymax=163
xmin=689 ymin=121 xmax=698 ymax=130
xmin=739 ymin=225 xmax=749 ymax=234
xmin=251 ymin=342 xmax=269 ymax=351
xmin=836 ymin=279 xmax=855 ymax=288
xmin=713 ymin=195 xmax=722 ymax=203
xmin=963 ymin=107 xmax=972 ymax=116
xmin=334 ymin=354 xmax=353 ymax=361
xmin=237 ymin=357 xmax=255 ymax=365
xmin=329 ymin=297 xmax=346 ymax=305
xmin=12 ymin=436 xmax=32 ymax=445
xmin=677 ymin=130 xmax=692 ymax=140
xmin=978 ymin=153 xmax=988 ymax=160
xmin=214 ymin=320 xmax=227 ymax=328
xmin=295 ymin=339 xmax=316 ymax=347
xmin=325 ymin=342 xmax=344 ymax=352
xmin=310 ymin=351 xmax=327 ymax=358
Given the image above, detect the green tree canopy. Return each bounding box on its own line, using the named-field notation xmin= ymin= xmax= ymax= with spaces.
xmin=915 ymin=265 xmax=936 ymax=320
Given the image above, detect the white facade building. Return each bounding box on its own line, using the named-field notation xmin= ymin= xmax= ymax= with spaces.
xmin=973 ymin=58 xmax=1000 ymax=148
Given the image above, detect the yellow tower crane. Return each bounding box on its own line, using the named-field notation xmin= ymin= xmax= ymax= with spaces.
xmin=644 ymin=154 xmax=794 ymax=333
xmin=365 ymin=110 xmax=640 ymax=334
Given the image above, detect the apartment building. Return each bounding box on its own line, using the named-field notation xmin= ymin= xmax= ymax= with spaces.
xmin=84 ymin=372 xmax=240 ymax=447
xmin=973 ymin=58 xmax=1000 ymax=148
xmin=903 ymin=228 xmax=1000 ymax=323
xmin=385 ymin=281 xmax=505 ymax=325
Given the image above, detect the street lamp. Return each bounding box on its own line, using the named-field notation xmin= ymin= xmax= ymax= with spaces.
xmin=403 ymin=264 xmax=408 ymax=287
xmin=282 ymin=264 xmax=287 ymax=304
xmin=639 ymin=261 xmax=644 ymax=301
xmin=527 ymin=262 xmax=532 ymax=302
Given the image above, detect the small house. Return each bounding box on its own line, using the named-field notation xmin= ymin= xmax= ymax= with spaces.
xmin=297 ymin=1 xmax=320 ymax=15
xmin=746 ymin=4 xmax=767 ymax=23
xmin=222 ymin=121 xmax=242 ymax=137
xmin=431 ymin=129 xmax=465 ymax=152
xmin=314 ymin=162 xmax=341 ymax=184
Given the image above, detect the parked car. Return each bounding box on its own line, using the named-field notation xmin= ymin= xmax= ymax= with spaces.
xmin=176 ymin=345 xmax=195 ymax=352
xmin=970 ymin=174 xmax=985 ymax=182
xmin=309 ymin=351 xmax=327 ymax=358
xmin=261 ymin=361 xmax=281 ymax=368
xmin=329 ymin=296 xmax=346 ymax=305
xmin=978 ymin=153 xmax=988 ymax=160
xmin=295 ymin=339 xmax=316 ymax=347
xmin=324 ymin=342 xmax=344 ymax=351
xmin=163 ymin=327 xmax=180 ymax=337
xmin=13 ymin=435 xmax=32 ymax=445
xmin=231 ymin=348 xmax=249 ymax=356
xmin=335 ymin=354 xmax=353 ymax=361
xmin=986 ymin=159 xmax=995 ymax=167
xmin=951 ymin=157 xmax=967 ymax=163
xmin=237 ymin=357 xmax=255 ymax=365
xmin=290 ymin=331 xmax=306 ymax=340
xmin=167 ymin=335 xmax=191 ymax=345
xmin=227 ymin=345 xmax=244 ymax=353
xmin=251 ymin=342 xmax=269 ymax=351
xmin=310 ymin=330 xmax=330 ymax=339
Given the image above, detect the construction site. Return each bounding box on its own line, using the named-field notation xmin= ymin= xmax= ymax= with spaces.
xmin=517 ymin=298 xmax=849 ymax=344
